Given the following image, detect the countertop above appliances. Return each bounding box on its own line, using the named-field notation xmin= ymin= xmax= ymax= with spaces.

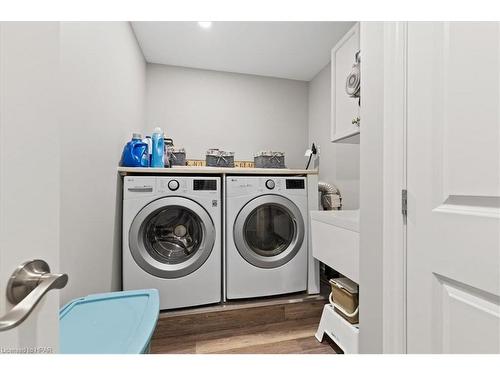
xmin=117 ymin=166 xmax=318 ymax=176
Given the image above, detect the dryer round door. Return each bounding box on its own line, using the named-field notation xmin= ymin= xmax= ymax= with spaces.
xmin=129 ymin=197 xmax=215 ymax=278
xmin=233 ymin=195 xmax=305 ymax=269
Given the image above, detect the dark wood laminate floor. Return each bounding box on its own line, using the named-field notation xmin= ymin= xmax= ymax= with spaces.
xmin=150 ymin=293 xmax=341 ymax=354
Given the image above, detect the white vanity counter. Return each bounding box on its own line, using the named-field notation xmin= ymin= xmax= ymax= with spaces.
xmin=310 ymin=209 xmax=359 ymax=232
xmin=310 ymin=209 xmax=360 ymax=284
xmin=311 ymin=209 xmax=360 ymax=353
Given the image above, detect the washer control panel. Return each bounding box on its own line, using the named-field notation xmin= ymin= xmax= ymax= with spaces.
xmin=193 ymin=179 xmax=218 ymax=191
xmin=168 ymin=180 xmax=179 ymax=191
xmin=153 ymin=177 xmax=220 ymax=195
xmin=265 ymin=179 xmax=275 ymax=190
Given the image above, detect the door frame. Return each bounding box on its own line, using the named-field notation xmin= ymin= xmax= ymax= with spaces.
xmin=380 ymin=21 xmax=408 ymax=354
xmin=359 ymin=21 xmax=408 ymax=353
xmin=360 ymin=22 xmax=384 ymax=352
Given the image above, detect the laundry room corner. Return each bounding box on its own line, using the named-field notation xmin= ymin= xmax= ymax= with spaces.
xmin=307 ymin=62 xmax=360 ymax=210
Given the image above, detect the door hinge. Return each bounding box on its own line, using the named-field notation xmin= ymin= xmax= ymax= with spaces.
xmin=402 ymin=189 xmax=408 ymax=217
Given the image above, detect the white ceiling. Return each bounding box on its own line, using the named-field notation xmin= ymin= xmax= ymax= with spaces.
xmin=131 ymin=21 xmax=355 ymax=81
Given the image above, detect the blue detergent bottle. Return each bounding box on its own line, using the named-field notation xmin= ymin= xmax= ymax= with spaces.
xmin=151 ymin=127 xmax=165 ymax=168
xmin=120 ymin=133 xmax=149 ymax=167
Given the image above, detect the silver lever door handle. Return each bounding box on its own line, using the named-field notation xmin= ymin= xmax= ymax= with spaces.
xmin=0 ymin=259 xmax=68 ymax=332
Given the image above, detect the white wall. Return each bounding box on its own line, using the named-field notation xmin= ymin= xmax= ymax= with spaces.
xmin=308 ymin=63 xmax=360 ymax=209
xmin=145 ymin=64 xmax=309 ymax=168
xmin=60 ymin=22 xmax=146 ymax=304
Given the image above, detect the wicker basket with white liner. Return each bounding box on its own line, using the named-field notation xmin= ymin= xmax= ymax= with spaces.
xmin=329 ymin=277 xmax=359 ymax=324
xmin=206 ymin=149 xmax=235 ymax=167
xmin=254 ymin=151 xmax=286 ymax=169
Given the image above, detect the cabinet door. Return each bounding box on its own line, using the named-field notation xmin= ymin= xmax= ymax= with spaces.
xmin=331 ymin=23 xmax=360 ymax=143
xmin=406 ymin=22 xmax=500 ymax=353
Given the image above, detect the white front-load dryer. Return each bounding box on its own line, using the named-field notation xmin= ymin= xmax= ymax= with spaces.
xmin=226 ymin=176 xmax=308 ymax=299
xmin=123 ymin=176 xmax=221 ymax=310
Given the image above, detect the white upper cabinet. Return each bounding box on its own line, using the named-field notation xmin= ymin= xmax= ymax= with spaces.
xmin=331 ymin=23 xmax=360 ymax=143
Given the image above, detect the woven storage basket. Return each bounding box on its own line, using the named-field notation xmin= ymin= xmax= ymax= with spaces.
xmin=168 ymin=147 xmax=186 ymax=166
xmin=206 ymin=149 xmax=235 ymax=167
xmin=254 ymin=151 xmax=285 ymax=168
xmin=329 ymin=277 xmax=359 ymax=324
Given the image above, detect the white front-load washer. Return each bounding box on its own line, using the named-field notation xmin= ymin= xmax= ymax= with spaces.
xmin=226 ymin=176 xmax=308 ymax=299
xmin=123 ymin=176 xmax=221 ymax=310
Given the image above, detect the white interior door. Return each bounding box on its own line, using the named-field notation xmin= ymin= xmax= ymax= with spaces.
xmin=0 ymin=22 xmax=63 ymax=353
xmin=406 ymin=22 xmax=500 ymax=353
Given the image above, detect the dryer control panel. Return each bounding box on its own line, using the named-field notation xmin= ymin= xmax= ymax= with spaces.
xmin=226 ymin=176 xmax=307 ymax=198
xmin=285 ymin=179 xmax=305 ymax=190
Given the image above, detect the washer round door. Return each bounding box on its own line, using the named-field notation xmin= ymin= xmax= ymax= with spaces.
xmin=129 ymin=197 xmax=215 ymax=278
xmin=233 ymin=195 xmax=305 ymax=269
